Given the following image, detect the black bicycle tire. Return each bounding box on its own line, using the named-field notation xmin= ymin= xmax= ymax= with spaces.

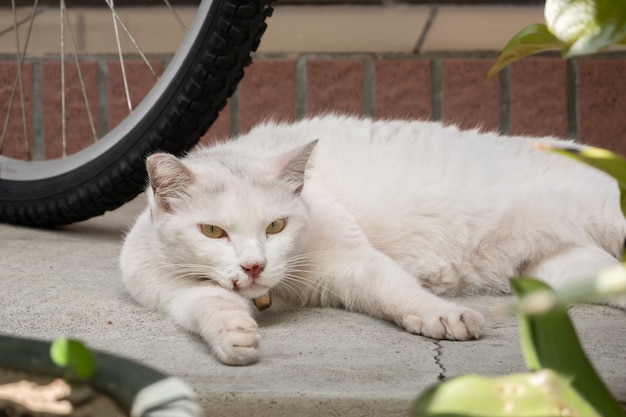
xmin=0 ymin=0 xmax=272 ymax=227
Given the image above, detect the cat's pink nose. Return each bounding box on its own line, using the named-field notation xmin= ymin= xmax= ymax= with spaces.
xmin=241 ymin=262 xmax=265 ymax=280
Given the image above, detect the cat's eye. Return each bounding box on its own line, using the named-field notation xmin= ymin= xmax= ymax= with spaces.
xmin=266 ymin=218 xmax=286 ymax=235
xmin=200 ymin=224 xmax=227 ymax=239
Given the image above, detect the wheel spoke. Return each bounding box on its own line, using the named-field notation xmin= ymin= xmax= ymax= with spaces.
xmin=4 ymin=0 xmax=33 ymax=160
xmin=1 ymin=1 xmax=40 ymax=158
xmin=60 ymin=0 xmax=67 ymax=157
xmin=0 ymin=5 xmax=44 ymax=38
xmin=107 ymin=0 xmax=133 ymax=112
xmin=163 ymin=0 xmax=188 ymax=33
xmin=63 ymin=5 xmax=98 ymax=143
xmin=104 ymin=0 xmax=160 ymax=82
xmin=2 ymin=1 xmax=188 ymax=157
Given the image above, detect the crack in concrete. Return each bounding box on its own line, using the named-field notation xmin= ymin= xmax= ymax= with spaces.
xmin=433 ymin=341 xmax=446 ymax=381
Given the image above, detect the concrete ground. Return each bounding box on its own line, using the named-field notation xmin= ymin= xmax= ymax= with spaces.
xmin=1 ymin=196 xmax=625 ymax=416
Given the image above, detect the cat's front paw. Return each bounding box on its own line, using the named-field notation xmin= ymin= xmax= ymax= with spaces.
xmin=213 ymin=313 xmax=261 ymax=366
xmin=402 ymin=306 xmax=485 ymax=341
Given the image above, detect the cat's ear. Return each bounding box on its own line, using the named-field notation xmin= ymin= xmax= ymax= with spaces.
xmin=267 ymin=140 xmax=318 ymax=195
xmin=146 ymin=153 xmax=193 ymax=212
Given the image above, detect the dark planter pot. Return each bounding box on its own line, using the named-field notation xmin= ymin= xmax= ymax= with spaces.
xmin=0 ymin=335 xmax=200 ymax=417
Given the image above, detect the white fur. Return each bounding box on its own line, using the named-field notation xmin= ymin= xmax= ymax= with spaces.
xmin=120 ymin=115 xmax=626 ymax=365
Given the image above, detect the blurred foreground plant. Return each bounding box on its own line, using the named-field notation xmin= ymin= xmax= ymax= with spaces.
xmin=412 ymin=272 xmax=625 ymax=417
xmin=50 ymin=337 xmax=96 ymax=382
xmin=486 ymin=0 xmax=626 ymax=80
xmin=414 ymin=1 xmax=626 ymax=414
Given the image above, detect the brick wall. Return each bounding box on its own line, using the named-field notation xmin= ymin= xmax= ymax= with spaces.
xmin=3 ymin=54 xmax=626 ymax=159
xmin=207 ymin=54 xmax=626 ymax=156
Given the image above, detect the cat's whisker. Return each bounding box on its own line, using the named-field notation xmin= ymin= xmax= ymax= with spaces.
xmin=159 ymin=262 xmax=221 ymax=284
xmin=286 ymin=251 xmax=330 ymax=260
xmin=282 ymin=256 xmax=326 ymax=269
xmin=286 ymin=253 xmax=332 ymax=264
xmin=163 ymin=262 xmax=219 ymax=272
xmin=284 ymin=263 xmax=321 ymax=272
xmin=274 ymin=280 xmax=306 ymax=304
xmin=280 ymin=273 xmax=341 ymax=301
xmin=275 ymin=275 xmax=339 ymax=305
xmin=284 ymin=267 xmax=318 ymax=274
xmin=265 ymin=253 xmax=343 ymax=301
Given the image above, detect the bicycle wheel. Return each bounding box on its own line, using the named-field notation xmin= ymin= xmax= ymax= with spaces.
xmin=0 ymin=0 xmax=272 ymax=227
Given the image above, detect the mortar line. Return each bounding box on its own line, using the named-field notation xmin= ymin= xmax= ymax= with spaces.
xmin=230 ymin=86 xmax=240 ymax=136
xmin=499 ymin=65 xmax=510 ymax=135
xmin=431 ymin=58 xmax=442 ymax=121
xmin=32 ymin=61 xmax=44 ymax=160
xmin=363 ymin=55 xmax=375 ymax=118
xmin=295 ymin=55 xmax=307 ymax=119
xmin=567 ymin=59 xmax=578 ymax=141
xmin=162 ymin=54 xmax=173 ymax=70
xmin=97 ymin=59 xmax=109 ymax=138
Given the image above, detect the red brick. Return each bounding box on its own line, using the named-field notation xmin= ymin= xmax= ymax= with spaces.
xmin=578 ymin=59 xmax=626 ymax=155
xmin=509 ymin=58 xmax=567 ymax=138
xmin=239 ymin=60 xmax=296 ymax=133
xmin=0 ymin=62 xmax=33 ymax=160
xmin=197 ymin=101 xmax=231 ymax=148
xmin=108 ymin=60 xmax=163 ymax=130
xmin=442 ymin=59 xmax=499 ymax=131
xmin=375 ymin=59 xmax=431 ymax=120
xmin=307 ymin=59 xmax=363 ymax=117
xmin=43 ymin=61 xmax=99 ymax=158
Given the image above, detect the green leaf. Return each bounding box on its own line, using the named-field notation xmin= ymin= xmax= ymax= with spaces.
xmin=545 ymin=0 xmax=626 ymax=57
xmin=536 ymin=143 xmax=626 ymax=220
xmin=486 ymin=23 xmax=562 ymax=81
xmin=412 ymin=370 xmax=601 ymax=417
xmin=511 ymin=279 xmax=626 ymax=417
xmin=50 ymin=338 xmax=97 ymax=380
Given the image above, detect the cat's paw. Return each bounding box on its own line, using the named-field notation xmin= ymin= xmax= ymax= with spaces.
xmin=402 ymin=306 xmax=485 ymax=341
xmin=213 ymin=313 xmax=261 ymax=366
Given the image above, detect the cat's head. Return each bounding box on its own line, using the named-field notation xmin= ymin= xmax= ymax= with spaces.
xmin=145 ymin=141 xmax=317 ymax=299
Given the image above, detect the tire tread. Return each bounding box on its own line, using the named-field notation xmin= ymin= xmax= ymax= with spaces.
xmin=0 ymin=0 xmax=272 ymax=227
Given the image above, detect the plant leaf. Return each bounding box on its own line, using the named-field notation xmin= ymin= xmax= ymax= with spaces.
xmin=511 ymin=278 xmax=626 ymax=417
xmin=486 ymin=23 xmax=562 ymax=81
xmin=545 ymin=0 xmax=626 ymax=57
xmin=412 ymin=370 xmax=601 ymax=417
xmin=50 ymin=338 xmax=97 ymax=380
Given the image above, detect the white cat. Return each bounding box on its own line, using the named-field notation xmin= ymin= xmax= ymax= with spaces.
xmin=120 ymin=114 xmax=626 ymax=365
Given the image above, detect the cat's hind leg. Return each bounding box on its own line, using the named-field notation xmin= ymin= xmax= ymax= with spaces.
xmin=522 ymin=245 xmax=625 ymax=309
xmin=302 ymin=180 xmax=485 ymax=341
xmin=313 ymin=248 xmax=486 ymax=340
